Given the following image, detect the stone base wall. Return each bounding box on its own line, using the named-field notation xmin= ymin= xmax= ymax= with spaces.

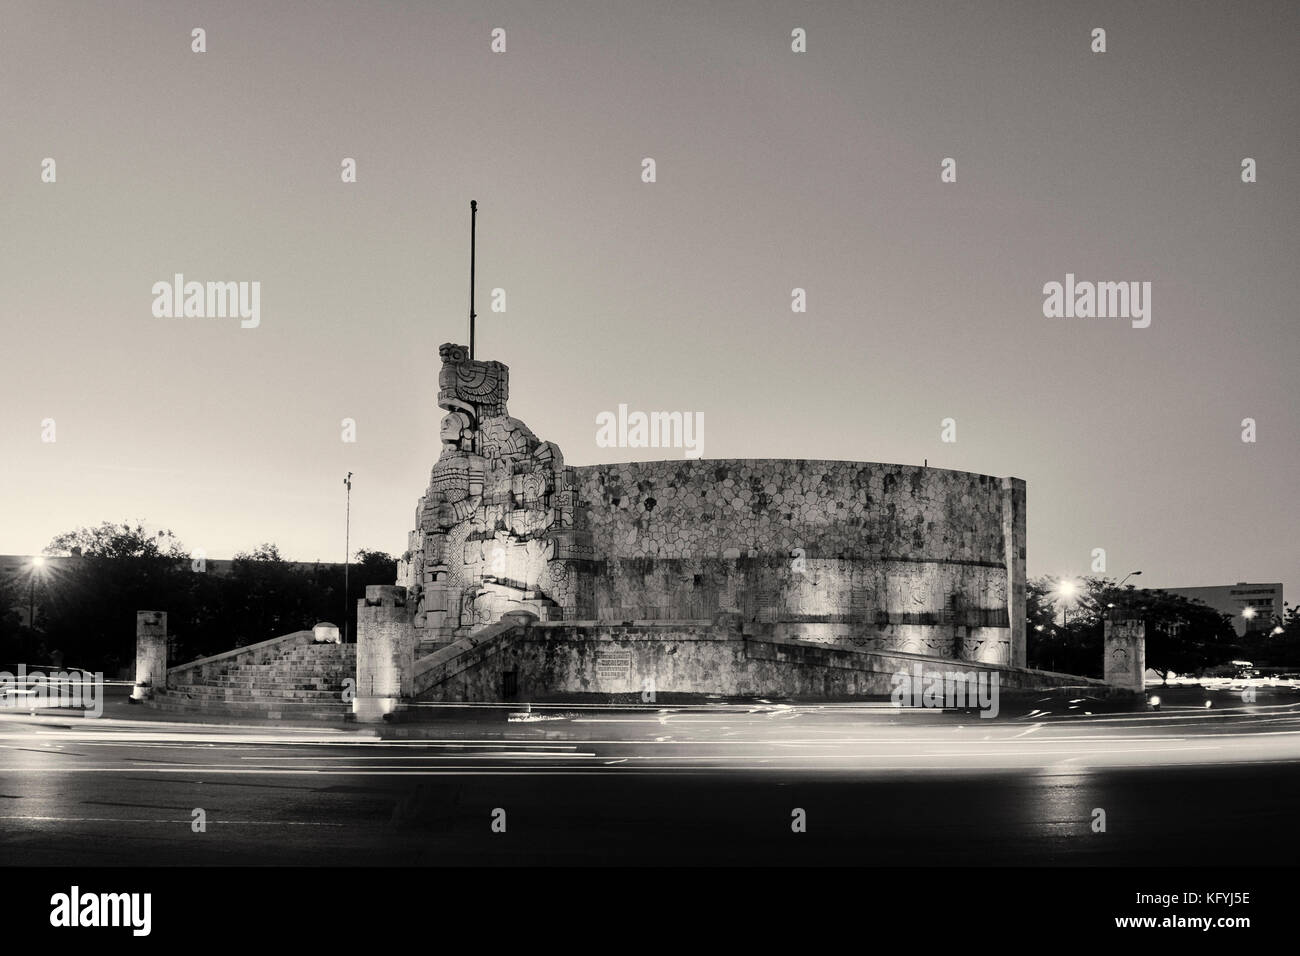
xmin=576 ymin=554 xmax=1012 ymax=663
xmin=412 ymin=621 xmax=1097 ymax=704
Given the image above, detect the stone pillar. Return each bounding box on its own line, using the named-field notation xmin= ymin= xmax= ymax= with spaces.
xmin=131 ymin=610 xmax=168 ymax=702
xmin=1001 ymin=477 xmax=1027 ymax=668
xmin=1104 ymin=614 xmax=1146 ymax=691
xmin=353 ymin=585 xmax=415 ymax=722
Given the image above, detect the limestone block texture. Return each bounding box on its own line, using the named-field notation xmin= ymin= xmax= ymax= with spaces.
xmin=1104 ymin=616 xmax=1146 ymax=691
xmin=132 ymin=610 xmax=168 ymax=701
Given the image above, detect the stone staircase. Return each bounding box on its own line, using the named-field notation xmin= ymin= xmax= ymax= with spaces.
xmin=153 ymin=642 xmax=356 ymax=720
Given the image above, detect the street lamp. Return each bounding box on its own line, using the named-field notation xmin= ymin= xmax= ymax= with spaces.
xmin=28 ymin=555 xmax=47 ymax=630
xmin=1056 ymin=579 xmax=1079 ymax=625
xmin=1110 ymin=570 xmax=1143 ymax=617
xmin=343 ymin=472 xmax=353 ymax=643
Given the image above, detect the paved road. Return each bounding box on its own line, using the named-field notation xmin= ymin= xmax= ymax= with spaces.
xmin=2 ymin=694 xmax=1299 ymax=865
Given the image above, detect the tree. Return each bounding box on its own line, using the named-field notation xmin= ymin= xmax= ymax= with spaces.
xmin=30 ymin=524 xmax=401 ymax=668
xmin=1240 ymin=603 xmax=1300 ymax=670
xmin=1025 ymin=575 xmax=1237 ymax=680
xmin=0 ymin=574 xmax=37 ymax=664
xmin=309 ymin=549 xmax=399 ymax=637
xmin=40 ymin=522 xmax=193 ymax=670
xmin=353 ymin=549 xmax=398 ymax=582
xmin=224 ymin=544 xmax=318 ymax=646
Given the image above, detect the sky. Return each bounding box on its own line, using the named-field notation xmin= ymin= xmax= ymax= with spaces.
xmin=1 ymin=1 xmax=1296 ymax=599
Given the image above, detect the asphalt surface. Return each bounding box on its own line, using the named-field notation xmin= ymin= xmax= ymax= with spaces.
xmin=2 ymin=688 xmax=1299 ymax=865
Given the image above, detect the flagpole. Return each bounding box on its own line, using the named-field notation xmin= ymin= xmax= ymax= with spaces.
xmin=469 ymin=200 xmax=477 ymax=359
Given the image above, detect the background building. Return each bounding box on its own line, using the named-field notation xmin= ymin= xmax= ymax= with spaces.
xmin=1163 ymin=583 xmax=1285 ymax=635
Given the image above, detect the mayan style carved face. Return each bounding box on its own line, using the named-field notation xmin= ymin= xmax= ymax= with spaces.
xmin=440 ymin=411 xmax=473 ymax=449
xmin=437 ymin=342 xmax=509 ymax=420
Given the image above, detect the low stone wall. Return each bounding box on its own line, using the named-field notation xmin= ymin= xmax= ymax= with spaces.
xmin=164 ymin=630 xmax=315 ymax=688
xmin=411 ymin=617 xmax=525 ymax=701
xmin=411 ymin=620 xmax=1101 ymax=703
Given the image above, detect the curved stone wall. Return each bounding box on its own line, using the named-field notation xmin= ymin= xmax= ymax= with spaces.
xmin=572 ymin=459 xmax=1007 ymax=562
xmin=568 ymin=460 xmax=1025 ymax=665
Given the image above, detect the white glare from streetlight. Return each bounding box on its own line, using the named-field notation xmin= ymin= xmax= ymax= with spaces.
xmin=1057 ymin=580 xmax=1078 ymax=598
xmin=1242 ymin=607 xmax=1257 ymax=620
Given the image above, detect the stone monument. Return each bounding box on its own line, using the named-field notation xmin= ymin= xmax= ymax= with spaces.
xmin=1103 ymin=613 xmax=1146 ymax=691
xmin=396 ymin=343 xmax=576 ymax=651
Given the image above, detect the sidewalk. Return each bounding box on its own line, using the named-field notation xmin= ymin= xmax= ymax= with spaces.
xmin=0 ymin=684 xmax=376 ymax=737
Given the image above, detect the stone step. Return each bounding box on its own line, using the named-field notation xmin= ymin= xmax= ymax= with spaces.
xmin=202 ymin=691 xmax=345 ymax=699
xmin=211 ymin=669 xmax=346 ymax=677
xmin=172 ymin=683 xmax=343 ymax=695
xmin=151 ymin=692 xmax=351 ymax=720
xmin=159 ymin=640 xmax=358 ymax=717
xmin=177 ymin=697 xmax=344 ymax=704
xmin=222 ymin=662 xmax=352 ymax=672
xmin=211 ymin=676 xmax=346 ymax=683
xmin=209 ymin=685 xmax=349 ymax=694
xmin=210 ymin=674 xmax=348 ymax=684
xmin=197 ymin=688 xmax=346 ymax=697
xmin=222 ymin=665 xmax=353 ymax=671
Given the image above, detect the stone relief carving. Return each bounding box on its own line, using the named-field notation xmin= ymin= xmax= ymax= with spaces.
xmin=395 ymin=344 xmax=571 ymax=640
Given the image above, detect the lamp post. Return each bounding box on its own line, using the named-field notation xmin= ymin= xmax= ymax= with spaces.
xmin=1110 ymin=570 xmax=1143 ymax=618
xmin=1056 ymin=579 xmax=1078 ymax=625
xmin=1116 ymin=570 xmax=1143 ymax=589
xmin=343 ymin=473 xmax=352 ymax=643
xmin=28 ymin=555 xmax=46 ymax=630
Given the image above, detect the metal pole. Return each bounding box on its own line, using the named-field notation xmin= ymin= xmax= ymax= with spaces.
xmin=29 ymin=576 xmax=34 ymax=630
xmin=344 ymin=472 xmax=352 ymax=643
xmin=469 ymin=200 xmax=477 ymax=359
